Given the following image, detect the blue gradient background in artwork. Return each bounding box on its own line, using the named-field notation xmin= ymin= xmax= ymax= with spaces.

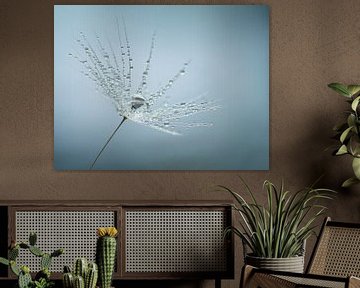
xmin=54 ymin=5 xmax=269 ymax=170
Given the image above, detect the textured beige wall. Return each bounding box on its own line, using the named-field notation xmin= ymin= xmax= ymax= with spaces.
xmin=1 ymin=0 xmax=360 ymax=287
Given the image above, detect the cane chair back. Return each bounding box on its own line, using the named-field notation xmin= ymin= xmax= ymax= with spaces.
xmin=307 ymin=217 xmax=360 ymax=278
xmin=241 ymin=218 xmax=360 ymax=288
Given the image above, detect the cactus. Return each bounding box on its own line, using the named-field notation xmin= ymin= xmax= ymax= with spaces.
xmin=29 ymin=232 xmax=37 ymax=246
xmin=74 ymin=258 xmax=88 ymax=279
xmin=18 ymin=267 xmax=32 ymax=288
xmin=63 ymin=260 xmax=98 ymax=288
xmin=10 ymin=260 xmax=20 ymax=276
xmin=96 ymin=227 xmax=118 ymax=288
xmin=29 ymin=245 xmax=44 ymax=257
xmin=74 ymin=275 xmax=85 ymax=288
xmin=85 ymin=263 xmax=98 ymax=288
xmin=64 ymin=265 xmax=72 ymax=273
xmin=51 ymin=248 xmax=64 ymax=258
xmin=35 ymin=268 xmax=51 ymax=281
xmin=63 ymin=274 xmax=74 ymax=288
xmin=19 ymin=243 xmax=30 ymax=249
xmin=0 ymin=232 xmax=64 ymax=288
xmin=41 ymin=253 xmax=52 ymax=270
xmin=62 ymin=265 xmax=74 ymax=288
xmin=63 ymin=272 xmax=74 ymax=288
xmin=0 ymin=257 xmax=9 ymax=266
xmin=9 ymin=246 xmax=19 ymax=260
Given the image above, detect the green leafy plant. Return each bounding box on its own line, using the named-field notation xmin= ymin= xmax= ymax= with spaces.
xmin=220 ymin=179 xmax=334 ymax=258
xmin=328 ymin=83 xmax=360 ymax=187
xmin=0 ymin=232 xmax=63 ymax=288
xmin=32 ymin=278 xmax=54 ymax=288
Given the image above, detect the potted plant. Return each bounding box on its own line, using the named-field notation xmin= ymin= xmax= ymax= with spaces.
xmin=0 ymin=232 xmax=64 ymax=288
xmin=328 ymin=83 xmax=360 ymax=187
xmin=62 ymin=258 xmax=98 ymax=288
xmin=220 ymin=179 xmax=334 ymax=273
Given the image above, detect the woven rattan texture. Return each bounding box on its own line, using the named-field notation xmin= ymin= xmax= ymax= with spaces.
xmin=15 ymin=211 xmax=115 ymax=272
xmin=309 ymin=226 xmax=360 ymax=277
xmin=125 ymin=210 xmax=227 ymax=272
xmin=249 ymin=273 xmax=297 ymax=288
xmin=277 ymin=275 xmax=345 ymax=288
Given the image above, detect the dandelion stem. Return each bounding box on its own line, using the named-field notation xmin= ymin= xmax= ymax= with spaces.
xmin=90 ymin=117 xmax=127 ymax=170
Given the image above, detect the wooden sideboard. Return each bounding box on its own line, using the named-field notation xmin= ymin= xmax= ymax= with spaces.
xmin=0 ymin=201 xmax=234 ymax=288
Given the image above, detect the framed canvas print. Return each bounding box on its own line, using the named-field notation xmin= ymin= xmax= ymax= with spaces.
xmin=54 ymin=5 xmax=269 ymax=170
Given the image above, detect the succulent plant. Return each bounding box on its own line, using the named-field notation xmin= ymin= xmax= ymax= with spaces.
xmin=73 ymin=275 xmax=85 ymax=288
xmin=62 ymin=259 xmax=98 ymax=288
xmin=85 ymin=262 xmax=98 ymax=288
xmin=32 ymin=278 xmax=54 ymax=288
xmin=0 ymin=232 xmax=63 ymax=288
xmin=96 ymin=227 xmax=118 ymax=288
xmin=62 ymin=266 xmax=74 ymax=288
xmin=74 ymin=258 xmax=88 ymax=280
xmin=18 ymin=266 xmax=32 ymax=288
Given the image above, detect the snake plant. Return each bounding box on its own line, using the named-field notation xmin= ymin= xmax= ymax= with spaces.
xmin=220 ymin=178 xmax=335 ymax=258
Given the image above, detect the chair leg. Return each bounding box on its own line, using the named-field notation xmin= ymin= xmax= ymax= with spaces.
xmin=240 ymin=265 xmax=255 ymax=288
xmin=215 ymin=278 xmax=221 ymax=288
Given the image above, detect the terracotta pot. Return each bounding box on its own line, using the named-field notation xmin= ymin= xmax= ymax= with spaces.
xmin=245 ymin=254 xmax=304 ymax=273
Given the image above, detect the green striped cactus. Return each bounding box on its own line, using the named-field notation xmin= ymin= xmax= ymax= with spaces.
xmin=74 ymin=258 xmax=88 ymax=279
xmin=63 ymin=260 xmax=98 ymax=288
xmin=96 ymin=227 xmax=118 ymax=288
xmin=63 ymin=272 xmax=74 ymax=288
xmin=73 ymin=275 xmax=85 ymax=288
xmin=85 ymin=263 xmax=98 ymax=288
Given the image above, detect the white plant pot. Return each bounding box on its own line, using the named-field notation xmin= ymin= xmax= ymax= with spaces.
xmin=245 ymin=254 xmax=305 ymax=273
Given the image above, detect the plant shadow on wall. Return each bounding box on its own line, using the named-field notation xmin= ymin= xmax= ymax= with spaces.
xmin=68 ymin=21 xmax=220 ymax=170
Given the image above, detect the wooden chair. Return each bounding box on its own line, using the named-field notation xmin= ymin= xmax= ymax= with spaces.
xmin=241 ymin=217 xmax=360 ymax=288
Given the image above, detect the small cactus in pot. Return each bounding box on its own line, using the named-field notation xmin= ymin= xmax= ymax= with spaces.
xmin=62 ymin=259 xmax=98 ymax=288
xmin=96 ymin=227 xmax=118 ymax=288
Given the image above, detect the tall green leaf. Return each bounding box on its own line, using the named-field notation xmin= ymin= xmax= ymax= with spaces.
xmin=328 ymin=83 xmax=351 ymax=97
xmin=220 ymin=179 xmax=335 ymax=258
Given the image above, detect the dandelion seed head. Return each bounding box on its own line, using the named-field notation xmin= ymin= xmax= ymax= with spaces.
xmin=70 ymin=22 xmax=220 ymax=135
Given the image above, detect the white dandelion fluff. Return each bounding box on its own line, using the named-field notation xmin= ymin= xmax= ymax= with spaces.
xmin=70 ymin=20 xmax=220 ymax=169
